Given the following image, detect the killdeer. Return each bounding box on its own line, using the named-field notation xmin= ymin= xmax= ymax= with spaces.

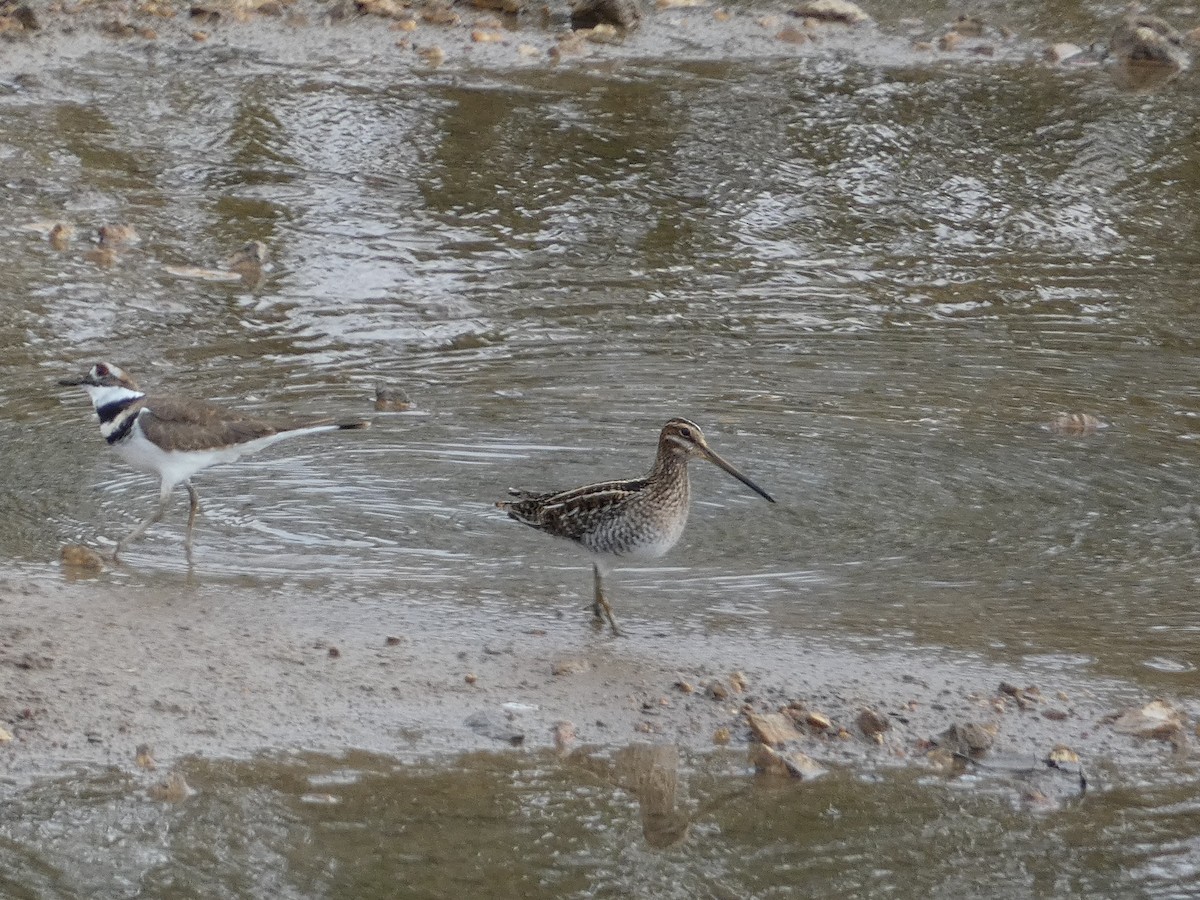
xmin=60 ymin=362 xmax=369 ymax=561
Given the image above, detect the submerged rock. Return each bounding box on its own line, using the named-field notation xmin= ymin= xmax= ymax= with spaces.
xmin=1111 ymin=9 xmax=1190 ymax=70
xmin=790 ymin=0 xmax=868 ymax=26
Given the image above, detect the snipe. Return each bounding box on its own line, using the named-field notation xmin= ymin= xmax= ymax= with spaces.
xmin=498 ymin=418 xmax=775 ymax=634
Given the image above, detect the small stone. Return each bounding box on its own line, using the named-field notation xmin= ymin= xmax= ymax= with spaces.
xmin=417 ymin=45 xmax=446 ymax=66
xmin=1042 ymin=708 xmax=1069 ymax=721
xmin=552 ymin=720 xmax=575 ymax=753
xmin=374 ymin=384 xmax=412 ymax=412
xmin=148 ymin=772 xmax=193 ymax=803
xmin=938 ymin=31 xmax=963 ymax=51
xmin=746 ymin=711 xmax=803 ymax=747
xmin=328 ymin=646 xmax=341 ymax=658
xmin=420 ymin=4 xmax=459 ymax=24
xmin=750 ymin=744 xmax=826 ymax=779
xmin=856 ymin=707 xmax=890 ymax=738
xmin=583 ymin=22 xmax=620 ymax=42
xmin=713 ymin=7 xmax=730 ymax=20
xmin=712 ymin=726 xmax=731 ymax=744
xmin=135 ymin=744 xmax=156 ymax=770
xmin=1045 ymin=413 xmax=1105 ymax=435
xmin=464 ymin=673 xmax=477 ymax=684
xmin=571 ymin=0 xmax=641 ymax=29
xmin=705 ymin=680 xmax=729 ymax=701
xmin=385 ymin=635 xmax=403 ymax=646
xmin=729 ymin=671 xmax=748 ymax=693
xmin=1044 ymin=42 xmax=1084 ymax=64
xmin=1111 ymin=699 xmax=1184 ymax=740
xmin=776 ymin=25 xmax=808 ymax=43
xmin=551 ymin=657 xmax=590 ymax=676
xmin=791 ymin=0 xmax=868 ymax=25
xmin=951 ymin=14 xmax=984 ymax=36
xmin=61 ymin=544 xmax=105 ymax=572
xmin=673 ymin=679 xmax=695 ymax=694
xmin=805 ymin=710 xmax=832 ymax=730
xmin=1046 ymin=745 xmax=1079 ymax=766
xmin=48 ymin=223 xmax=74 ymax=250
xmin=471 ymin=28 xmax=504 ymax=42
xmin=936 ymin=722 xmax=997 ymax=756
xmin=0 ymin=727 xmax=12 ymax=744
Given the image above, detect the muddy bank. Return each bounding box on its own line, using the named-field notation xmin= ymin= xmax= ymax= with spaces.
xmin=0 ymin=0 xmax=1136 ymax=78
xmin=0 ymin=569 xmax=1192 ymax=799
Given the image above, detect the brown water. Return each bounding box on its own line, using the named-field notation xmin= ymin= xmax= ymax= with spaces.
xmin=3 ymin=2 xmax=1200 ymax=895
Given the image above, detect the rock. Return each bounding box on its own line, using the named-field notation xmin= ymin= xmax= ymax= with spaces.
xmin=1045 ymin=42 xmax=1084 ymax=64
xmin=1045 ymin=744 xmax=1079 ymax=766
xmin=61 ymin=544 xmax=105 ymax=572
xmin=729 ymin=671 xmax=749 ymax=693
xmin=1111 ymin=10 xmax=1190 ymax=70
xmin=471 ymin=28 xmax=505 ymax=42
xmin=148 ymin=772 xmax=194 ymax=802
xmin=2 ymin=4 xmax=38 ymax=31
xmin=97 ymin=223 xmax=139 ymax=247
xmin=416 ymin=45 xmax=446 ymax=66
xmin=750 ymin=744 xmax=827 ymax=779
xmin=856 ymin=707 xmax=890 ymax=740
xmin=584 ymin=22 xmax=621 ymax=42
xmin=550 ymin=657 xmax=590 ymax=676
xmin=552 ymin=720 xmax=575 ymax=753
xmin=48 ymin=223 xmax=74 ymax=250
xmin=805 ymin=710 xmax=832 ymax=730
xmin=472 ymin=0 xmax=525 ymax=13
xmin=790 ymin=0 xmax=868 ymax=26
xmin=777 ymin=25 xmax=808 ymax=44
xmin=936 ymin=722 xmax=997 ymax=756
xmin=135 ymin=744 xmax=157 ymax=770
xmin=1044 ymin=413 xmax=1106 ymax=435
xmin=1110 ymin=699 xmax=1185 ymax=740
xmin=712 ymin=726 xmax=731 ymax=744
xmin=704 ymin=679 xmax=729 ymax=701
xmin=0 ymin=727 xmax=11 ymax=743
xmin=746 ymin=711 xmax=803 ymax=746
xmin=466 ymin=710 xmax=525 ymax=745
xmin=358 ymin=0 xmax=410 ymax=17
xmin=938 ymin=31 xmax=963 ymax=51
xmin=464 ymin=672 xmax=477 ymax=684
xmin=571 ymin=0 xmax=641 ymax=30
xmin=949 ymin=14 xmax=983 ymax=36
xmin=227 ymin=240 xmax=268 ymax=277
xmin=374 ymin=384 xmax=412 ymax=412
xmin=419 ymin=1 xmax=459 ymax=25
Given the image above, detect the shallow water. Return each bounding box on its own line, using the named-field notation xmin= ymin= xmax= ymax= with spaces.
xmin=1 ymin=748 xmax=1198 ymax=899
xmin=3 ymin=1 xmax=1200 ymax=894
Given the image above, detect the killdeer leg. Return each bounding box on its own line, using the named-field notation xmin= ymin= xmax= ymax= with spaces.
xmin=115 ymin=485 xmax=174 ymax=560
xmin=184 ymin=481 xmax=201 ymax=561
xmin=592 ymin=564 xmax=620 ymax=636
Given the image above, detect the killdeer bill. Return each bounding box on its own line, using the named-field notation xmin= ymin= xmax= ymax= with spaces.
xmin=60 ymin=362 xmax=369 ymax=561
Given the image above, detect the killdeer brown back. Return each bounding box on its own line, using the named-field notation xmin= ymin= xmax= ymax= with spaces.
xmin=60 ymin=362 xmax=369 ymax=561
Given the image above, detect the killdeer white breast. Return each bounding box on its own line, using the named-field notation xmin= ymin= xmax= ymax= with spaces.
xmin=60 ymin=362 xmax=369 ymax=561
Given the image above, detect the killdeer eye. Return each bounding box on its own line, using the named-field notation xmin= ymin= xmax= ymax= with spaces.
xmin=94 ymin=364 xmax=109 ymax=377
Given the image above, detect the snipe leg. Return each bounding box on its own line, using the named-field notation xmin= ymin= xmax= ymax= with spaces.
xmin=183 ymin=481 xmax=201 ymax=564
xmin=115 ymin=483 xmax=174 ymax=561
xmin=592 ymin=563 xmax=620 ymax=636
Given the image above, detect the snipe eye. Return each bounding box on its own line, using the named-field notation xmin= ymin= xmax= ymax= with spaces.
xmin=679 ymin=427 xmax=692 ymax=440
